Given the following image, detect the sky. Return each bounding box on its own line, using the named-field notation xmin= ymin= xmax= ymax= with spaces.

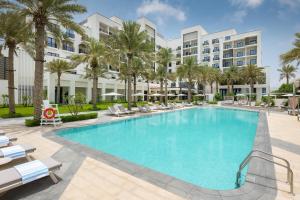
xmin=76 ymin=0 xmax=300 ymax=89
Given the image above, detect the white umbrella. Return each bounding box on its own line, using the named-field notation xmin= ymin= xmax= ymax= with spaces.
xmin=150 ymin=93 xmax=162 ymax=97
xmin=194 ymin=94 xmax=205 ymax=97
xmin=177 ymin=94 xmax=187 ymax=97
xmin=103 ymin=92 xmax=124 ymax=96
xmin=282 ymin=94 xmax=300 ymax=97
xmin=236 ymin=94 xmax=246 ymax=97
xmin=132 ymin=93 xmax=144 ymax=96
xmin=167 ymin=94 xmax=175 ymax=97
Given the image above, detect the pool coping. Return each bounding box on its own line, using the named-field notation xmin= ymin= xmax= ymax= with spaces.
xmin=44 ymin=106 xmax=277 ymax=200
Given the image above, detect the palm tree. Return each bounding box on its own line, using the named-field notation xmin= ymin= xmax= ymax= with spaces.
xmin=141 ymin=66 xmax=156 ymax=101
xmin=281 ymin=33 xmax=300 ymax=66
xmin=46 ymin=59 xmax=75 ymax=104
xmin=72 ymin=38 xmax=111 ymax=110
xmin=0 ymin=12 xmax=32 ymax=115
xmin=156 ymin=65 xmax=166 ymax=103
xmin=2 ymin=0 xmax=86 ymax=120
xmin=277 ymin=65 xmax=298 ymax=84
xmin=222 ymin=66 xmax=239 ymax=94
xmin=111 ymin=21 xmax=154 ymax=110
xmin=206 ymin=67 xmax=217 ymax=94
xmin=157 ymin=48 xmax=173 ymax=105
xmin=176 ymin=57 xmax=199 ymax=103
xmin=242 ymin=64 xmax=264 ymax=100
xmin=196 ymin=65 xmax=209 ymax=94
xmin=214 ymin=68 xmax=222 ymax=94
xmin=131 ymin=57 xmax=144 ymax=103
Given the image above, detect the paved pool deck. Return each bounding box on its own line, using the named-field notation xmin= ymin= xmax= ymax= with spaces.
xmin=0 ymin=106 xmax=299 ymax=200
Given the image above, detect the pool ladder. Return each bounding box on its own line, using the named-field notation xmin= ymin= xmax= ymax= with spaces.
xmin=235 ymin=149 xmax=294 ymax=194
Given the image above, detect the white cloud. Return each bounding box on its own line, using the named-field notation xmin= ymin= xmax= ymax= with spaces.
xmin=229 ymin=0 xmax=264 ymax=8
xmin=137 ymin=0 xmax=186 ymax=24
xmin=231 ymin=10 xmax=248 ymax=23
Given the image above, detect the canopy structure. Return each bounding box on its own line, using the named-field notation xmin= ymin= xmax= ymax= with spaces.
xmin=282 ymin=94 xmax=300 ymax=97
xmin=167 ymin=94 xmax=176 ymax=97
xmin=150 ymin=93 xmax=162 ymax=97
xmin=103 ymin=92 xmax=124 ymax=96
xmin=132 ymin=93 xmax=144 ymax=97
xmin=177 ymin=94 xmax=187 ymax=97
xmin=236 ymin=94 xmax=246 ymax=97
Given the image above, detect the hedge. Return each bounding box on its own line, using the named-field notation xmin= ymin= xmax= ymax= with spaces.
xmin=25 ymin=113 xmax=98 ymax=127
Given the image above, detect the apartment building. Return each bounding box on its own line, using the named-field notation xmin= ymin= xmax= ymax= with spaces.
xmin=0 ymin=12 xmax=269 ymax=104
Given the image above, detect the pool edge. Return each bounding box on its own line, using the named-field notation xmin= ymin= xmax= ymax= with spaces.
xmin=44 ymin=107 xmax=277 ymax=200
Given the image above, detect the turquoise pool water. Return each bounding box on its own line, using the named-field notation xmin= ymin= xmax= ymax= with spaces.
xmin=57 ymin=108 xmax=259 ymax=190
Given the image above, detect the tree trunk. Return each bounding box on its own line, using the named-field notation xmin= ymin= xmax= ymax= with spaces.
xmin=124 ymin=79 xmax=127 ymax=101
xmin=287 ymin=75 xmax=289 ymax=85
xmin=179 ymin=80 xmax=182 ymax=100
xmin=210 ymin=83 xmax=213 ymax=94
xmin=133 ymin=74 xmax=137 ymax=103
xmin=56 ymin=73 xmax=61 ymax=104
xmin=160 ymin=79 xmax=163 ymax=103
xmin=147 ymin=80 xmax=150 ymax=102
xmin=164 ymin=78 xmax=168 ymax=105
xmin=188 ymin=80 xmax=192 ymax=103
xmin=127 ymin=75 xmax=132 ymax=110
xmin=33 ymin=24 xmax=46 ymax=120
xmin=7 ymin=44 xmax=16 ymax=114
xmin=216 ymin=82 xmax=219 ymax=94
xmin=92 ymin=73 xmax=98 ymax=110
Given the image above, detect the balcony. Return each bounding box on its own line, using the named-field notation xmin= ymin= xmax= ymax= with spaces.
xmin=65 ymin=29 xmax=75 ymax=39
xmin=213 ymin=48 xmax=219 ymax=52
xmin=212 ymin=39 xmax=219 ymax=44
xmin=203 ymin=41 xmax=209 ymax=46
xmin=213 ymin=57 xmax=220 ymax=61
xmin=246 ymin=40 xmax=257 ymax=46
xmin=224 ymin=45 xmax=232 ymax=50
xmin=223 ymin=54 xmax=233 ymax=58
xmin=63 ymin=42 xmax=74 ymax=52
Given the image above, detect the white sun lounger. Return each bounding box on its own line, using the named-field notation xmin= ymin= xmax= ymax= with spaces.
xmin=117 ymin=105 xmax=135 ymax=114
xmin=0 ymin=158 xmax=62 ymax=194
xmin=0 ymin=136 xmax=17 ymax=148
xmin=0 ymin=130 xmax=5 ymax=135
xmin=0 ymin=144 xmax=36 ymax=162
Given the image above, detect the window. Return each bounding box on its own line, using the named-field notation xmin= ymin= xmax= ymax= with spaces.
xmin=236 ymin=41 xmax=244 ymax=48
xmin=47 ymin=37 xmax=57 ymax=48
xmin=237 ymin=51 xmax=244 ymax=57
xmin=262 ymin=88 xmax=266 ymax=94
xmin=250 ymin=49 xmax=256 ymax=55
xmin=213 ymin=55 xmax=219 ymax=60
xmin=212 ymin=63 xmax=219 ymax=68
xmin=250 ymin=59 xmax=257 ymax=65
xmin=169 ymin=62 xmax=172 ymax=67
xmin=224 ymin=44 xmax=231 ymax=49
xmin=213 ymin=47 xmax=219 ymax=52
xmin=212 ymin=39 xmax=219 ymax=44
xmin=47 ymin=52 xmax=59 ymax=57
xmin=63 ymin=41 xmax=74 ymax=52
xmin=0 ymin=56 xmax=8 ymax=80
xmin=65 ymin=29 xmax=75 ymax=38
xmin=203 ymin=48 xmax=210 ymax=54
xmin=203 ymin=40 xmax=209 ymax=45
xmin=168 ymin=69 xmax=172 ymax=73
xmin=225 ymin=36 xmax=231 ymax=40
xmin=176 ymin=61 xmax=181 ymax=65
xmin=237 ymin=60 xmax=244 ymax=66
xmin=224 ymin=53 xmax=232 ymax=58
xmin=203 ymin=56 xmax=210 ymax=62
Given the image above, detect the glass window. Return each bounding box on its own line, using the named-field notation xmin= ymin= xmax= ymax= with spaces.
xmin=63 ymin=41 xmax=74 ymax=52
xmin=250 ymin=59 xmax=257 ymax=65
xmin=225 ymin=36 xmax=231 ymax=40
xmin=237 ymin=52 xmax=244 ymax=57
xmin=47 ymin=37 xmax=57 ymax=48
xmin=250 ymin=49 xmax=256 ymax=55
xmin=66 ymin=29 xmax=75 ymax=38
xmin=237 ymin=60 xmax=244 ymax=66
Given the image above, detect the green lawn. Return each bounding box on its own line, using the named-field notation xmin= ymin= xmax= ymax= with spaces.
xmin=0 ymin=102 xmax=148 ymax=118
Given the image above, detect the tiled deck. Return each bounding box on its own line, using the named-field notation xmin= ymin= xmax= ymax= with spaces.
xmin=0 ymin=107 xmax=299 ymax=200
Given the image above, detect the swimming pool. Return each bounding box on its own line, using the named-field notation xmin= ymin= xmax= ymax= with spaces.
xmin=57 ymin=108 xmax=259 ymax=190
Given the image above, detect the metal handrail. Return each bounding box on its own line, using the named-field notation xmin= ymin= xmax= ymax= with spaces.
xmin=235 ymin=150 xmax=294 ymax=194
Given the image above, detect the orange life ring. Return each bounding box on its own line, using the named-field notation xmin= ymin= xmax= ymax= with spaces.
xmin=43 ymin=108 xmax=56 ymax=119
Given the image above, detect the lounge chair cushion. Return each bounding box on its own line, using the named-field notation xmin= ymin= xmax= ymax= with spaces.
xmin=0 ymin=158 xmax=61 ymax=189
xmin=0 ymin=144 xmax=35 ymax=159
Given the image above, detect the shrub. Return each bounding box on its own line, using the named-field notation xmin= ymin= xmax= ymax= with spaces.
xmin=214 ymin=93 xmax=222 ymax=101
xmin=61 ymin=113 xmax=98 ymax=123
xmin=25 ymin=119 xmax=40 ymax=127
xmin=276 ymin=83 xmax=293 ymax=93
xmin=208 ymin=101 xmax=218 ymax=104
xmin=1 ymin=113 xmax=24 ymax=119
xmin=261 ymin=96 xmax=275 ymax=107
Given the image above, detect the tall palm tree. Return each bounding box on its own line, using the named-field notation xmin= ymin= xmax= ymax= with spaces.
xmin=176 ymin=57 xmax=199 ymax=103
xmin=196 ymin=65 xmax=209 ymax=94
xmin=222 ymin=66 xmax=239 ymax=94
xmin=214 ymin=68 xmax=222 ymax=94
xmin=45 ymin=59 xmax=75 ymax=104
xmin=72 ymin=38 xmax=111 ymax=110
xmin=277 ymin=65 xmax=298 ymax=84
xmin=281 ymin=33 xmax=300 ymax=66
xmin=111 ymin=21 xmax=154 ymax=110
xmin=131 ymin=57 xmax=144 ymax=103
xmin=141 ymin=66 xmax=156 ymax=101
xmin=2 ymin=0 xmax=86 ymax=120
xmin=242 ymin=64 xmax=264 ymax=100
xmin=156 ymin=65 xmax=166 ymax=103
xmin=0 ymin=12 xmax=32 ymax=115
xmin=206 ymin=67 xmax=216 ymax=94
xmin=157 ymin=48 xmax=173 ymax=105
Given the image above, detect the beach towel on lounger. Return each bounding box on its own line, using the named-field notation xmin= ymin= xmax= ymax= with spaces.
xmin=15 ymin=160 xmax=49 ymax=184
xmin=0 ymin=136 xmax=9 ymax=147
xmin=1 ymin=145 xmax=26 ymax=159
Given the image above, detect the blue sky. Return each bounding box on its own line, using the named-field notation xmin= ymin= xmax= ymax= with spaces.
xmin=76 ymin=0 xmax=300 ymax=89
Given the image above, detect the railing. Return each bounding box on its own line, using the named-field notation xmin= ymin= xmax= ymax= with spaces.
xmin=235 ymin=149 xmax=294 ymax=194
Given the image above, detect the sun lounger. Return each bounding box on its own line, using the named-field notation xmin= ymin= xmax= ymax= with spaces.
xmin=0 ymin=130 xmax=4 ymax=135
xmin=108 ymin=107 xmax=125 ymax=117
xmin=144 ymin=105 xmax=154 ymax=112
xmin=138 ymin=106 xmax=149 ymax=113
xmin=0 ymin=136 xmax=17 ymax=148
xmin=118 ymin=105 xmax=135 ymax=114
xmin=0 ymin=144 xmax=36 ymax=162
xmin=0 ymin=158 xmax=62 ymax=194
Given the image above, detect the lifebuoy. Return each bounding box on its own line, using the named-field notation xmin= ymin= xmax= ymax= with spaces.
xmin=43 ymin=108 xmax=56 ymax=119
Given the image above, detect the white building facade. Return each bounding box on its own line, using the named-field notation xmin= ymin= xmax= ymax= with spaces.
xmin=0 ymin=12 xmax=269 ymax=104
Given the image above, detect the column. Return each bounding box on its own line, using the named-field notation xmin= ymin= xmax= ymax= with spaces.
xmin=69 ymin=80 xmax=75 ymax=96
xmin=102 ymin=83 xmax=106 ymax=101
xmin=48 ymin=74 xmax=56 ymax=102
xmin=86 ymin=81 xmax=92 ymax=103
